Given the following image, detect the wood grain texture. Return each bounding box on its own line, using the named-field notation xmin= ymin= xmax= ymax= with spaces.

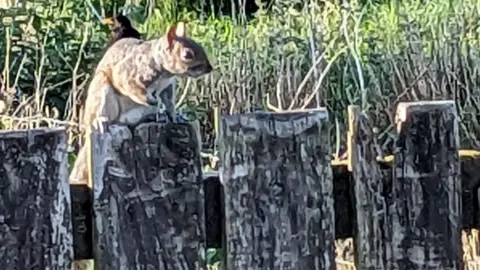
xmin=349 ymin=105 xmax=392 ymax=269
xmin=393 ymin=100 xmax=462 ymax=269
xmin=91 ymin=121 xmax=205 ymax=270
xmin=219 ymin=110 xmax=335 ymax=270
xmin=0 ymin=127 xmax=73 ymax=269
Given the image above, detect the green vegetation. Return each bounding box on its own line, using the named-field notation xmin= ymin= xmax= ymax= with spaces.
xmin=2 ymin=0 xmax=480 ymax=154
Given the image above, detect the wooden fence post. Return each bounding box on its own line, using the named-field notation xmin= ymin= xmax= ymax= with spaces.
xmin=393 ymin=100 xmax=462 ymax=269
xmin=349 ymin=105 xmax=392 ymax=269
xmin=91 ymin=121 xmax=205 ymax=270
xmin=0 ymin=127 xmax=73 ymax=269
xmin=219 ymin=110 xmax=335 ymax=269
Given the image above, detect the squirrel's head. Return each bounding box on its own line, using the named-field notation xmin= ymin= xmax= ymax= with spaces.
xmin=160 ymin=22 xmax=213 ymax=78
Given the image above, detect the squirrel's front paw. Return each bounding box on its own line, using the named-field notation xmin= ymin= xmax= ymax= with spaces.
xmin=92 ymin=116 xmax=109 ymax=133
xmin=155 ymin=112 xmax=170 ymax=123
xmin=140 ymin=113 xmax=157 ymax=123
xmin=166 ymin=112 xmax=177 ymax=123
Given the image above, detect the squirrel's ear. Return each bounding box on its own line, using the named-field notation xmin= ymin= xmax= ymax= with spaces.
xmin=175 ymin=22 xmax=187 ymax=37
xmin=167 ymin=25 xmax=175 ymax=50
xmin=167 ymin=22 xmax=186 ymax=50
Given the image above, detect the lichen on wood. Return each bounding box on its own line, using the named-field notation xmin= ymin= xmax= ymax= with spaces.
xmin=393 ymin=100 xmax=462 ymax=269
xmin=0 ymin=127 xmax=73 ymax=269
xmin=91 ymin=121 xmax=206 ymax=270
xmin=219 ymin=110 xmax=335 ymax=270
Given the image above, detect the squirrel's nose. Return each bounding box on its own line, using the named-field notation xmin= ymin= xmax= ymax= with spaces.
xmin=206 ymin=63 xmax=213 ymax=73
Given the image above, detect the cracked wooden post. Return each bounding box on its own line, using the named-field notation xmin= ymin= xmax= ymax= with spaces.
xmin=91 ymin=121 xmax=205 ymax=269
xmin=0 ymin=127 xmax=73 ymax=269
xmin=392 ymin=100 xmax=462 ymax=269
xmin=219 ymin=110 xmax=335 ymax=269
xmin=349 ymin=105 xmax=392 ymax=269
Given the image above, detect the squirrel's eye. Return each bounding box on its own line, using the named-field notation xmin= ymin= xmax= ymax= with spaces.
xmin=181 ymin=49 xmax=194 ymax=60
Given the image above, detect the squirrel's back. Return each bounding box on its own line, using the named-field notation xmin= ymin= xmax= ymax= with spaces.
xmin=95 ymin=38 xmax=145 ymax=72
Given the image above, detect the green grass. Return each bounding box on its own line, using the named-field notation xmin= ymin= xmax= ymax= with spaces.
xmin=3 ymin=0 xmax=480 ymax=151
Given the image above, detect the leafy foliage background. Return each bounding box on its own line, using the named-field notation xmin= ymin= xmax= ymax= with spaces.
xmin=1 ymin=0 xmax=480 ymax=160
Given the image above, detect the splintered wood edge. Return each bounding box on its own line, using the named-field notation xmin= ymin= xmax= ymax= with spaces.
xmin=89 ymin=121 xmax=202 ymax=196
xmin=395 ymin=101 xmax=457 ymax=154
xmin=73 ymin=259 xmax=94 ymax=270
xmin=89 ymin=121 xmax=201 ymax=139
xmin=98 ymin=120 xmax=201 ymax=131
xmin=86 ymin=130 xmax=94 ymax=189
xmin=257 ymin=108 xmax=328 ymax=115
xmin=347 ymin=106 xmax=360 ymax=172
xmin=0 ymin=126 xmax=66 ymax=137
xmin=222 ymin=108 xmax=328 ymax=119
xmin=221 ymin=108 xmax=329 ymax=138
xmin=396 ymin=100 xmax=456 ymax=124
xmin=201 ymin=148 xmax=480 ymax=171
xmin=377 ymin=150 xmax=480 ymax=165
xmin=459 ymin=150 xmax=480 ymax=158
xmin=203 ymin=171 xmax=220 ymax=178
xmin=213 ymin=106 xmax=220 ymax=135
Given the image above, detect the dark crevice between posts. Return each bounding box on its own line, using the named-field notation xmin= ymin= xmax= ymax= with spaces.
xmin=70 ymin=127 xmax=94 ymax=267
xmin=462 ymin=156 xmax=480 ymax=229
xmin=333 ymin=165 xmax=356 ymax=239
xmin=204 ymin=172 xmax=224 ymax=249
xmin=219 ymin=110 xmax=336 ymax=270
xmin=71 ymin=184 xmax=93 ymax=260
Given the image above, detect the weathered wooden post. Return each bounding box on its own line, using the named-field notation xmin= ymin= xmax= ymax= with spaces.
xmin=392 ymin=100 xmax=462 ymax=269
xmin=0 ymin=127 xmax=73 ymax=269
xmin=91 ymin=121 xmax=205 ymax=269
xmin=219 ymin=110 xmax=335 ymax=269
xmin=349 ymin=105 xmax=392 ymax=269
